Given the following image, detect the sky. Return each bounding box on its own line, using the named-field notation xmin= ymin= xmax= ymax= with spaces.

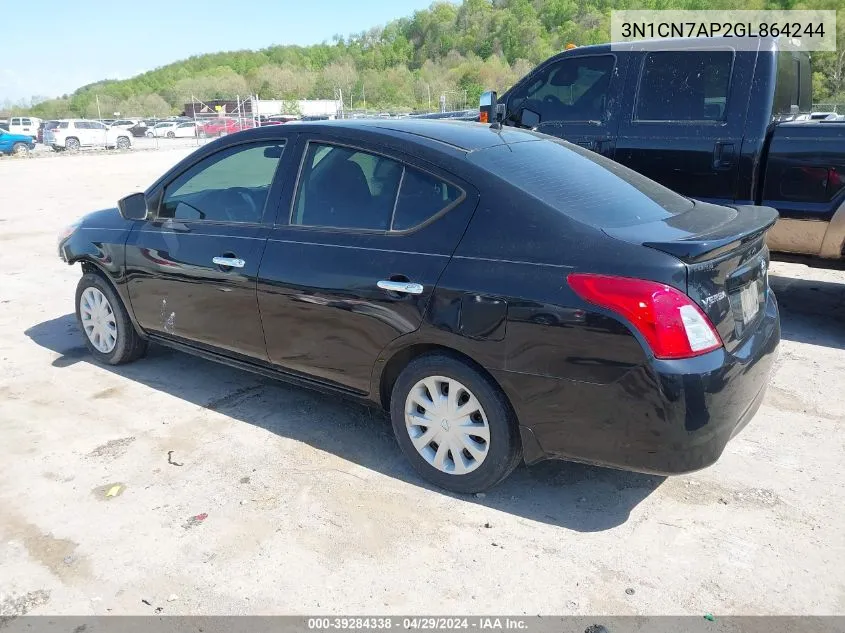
xmin=0 ymin=0 xmax=438 ymax=103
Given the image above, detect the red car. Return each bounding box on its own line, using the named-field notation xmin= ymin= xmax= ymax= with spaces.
xmin=198 ymin=118 xmax=255 ymax=137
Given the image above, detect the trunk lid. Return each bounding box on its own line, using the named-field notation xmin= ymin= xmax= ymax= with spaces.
xmin=604 ymin=202 xmax=778 ymax=352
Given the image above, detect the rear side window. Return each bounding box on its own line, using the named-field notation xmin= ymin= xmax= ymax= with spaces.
xmin=292 ymin=142 xmax=463 ymax=232
xmin=392 ymin=169 xmax=462 ymax=230
xmin=469 ymin=138 xmax=693 ymax=228
xmin=636 ymin=51 xmax=733 ymax=121
xmin=11 ymin=118 xmax=20 ymax=125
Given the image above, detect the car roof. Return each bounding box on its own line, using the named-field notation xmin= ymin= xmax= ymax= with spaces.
xmin=269 ymin=119 xmax=540 ymax=152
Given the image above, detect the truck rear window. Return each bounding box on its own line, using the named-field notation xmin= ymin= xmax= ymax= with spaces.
xmin=469 ymin=138 xmax=693 ymax=228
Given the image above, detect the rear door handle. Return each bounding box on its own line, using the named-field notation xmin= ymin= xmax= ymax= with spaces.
xmin=212 ymin=256 xmax=245 ymax=268
xmin=713 ymin=142 xmax=735 ymax=170
xmin=377 ymin=280 xmax=424 ymax=295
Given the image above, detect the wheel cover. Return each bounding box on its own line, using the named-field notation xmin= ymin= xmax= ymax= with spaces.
xmin=13 ymin=144 xmax=27 ymax=155
xmin=404 ymin=376 xmax=490 ymax=475
xmin=80 ymin=287 xmax=118 ymax=354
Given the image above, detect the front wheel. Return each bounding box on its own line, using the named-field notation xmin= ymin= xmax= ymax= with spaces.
xmin=390 ymin=353 xmax=522 ymax=493
xmin=75 ymin=273 xmax=147 ymax=365
xmin=116 ymin=136 xmax=130 ymax=149
xmin=166 ymin=131 xmax=175 ymax=138
xmin=65 ymin=137 xmax=81 ymax=151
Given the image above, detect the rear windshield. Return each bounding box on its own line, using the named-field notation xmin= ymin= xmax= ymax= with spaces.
xmin=469 ymin=138 xmax=693 ymax=228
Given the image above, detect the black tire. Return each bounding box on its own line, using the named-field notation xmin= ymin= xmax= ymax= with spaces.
xmin=75 ymin=272 xmax=147 ymax=365
xmin=65 ymin=137 xmax=80 ymax=151
xmin=166 ymin=131 xmax=175 ymax=138
xmin=390 ymin=353 xmax=522 ymax=493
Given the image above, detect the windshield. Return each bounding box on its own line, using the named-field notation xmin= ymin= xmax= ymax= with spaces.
xmin=469 ymin=137 xmax=693 ymax=228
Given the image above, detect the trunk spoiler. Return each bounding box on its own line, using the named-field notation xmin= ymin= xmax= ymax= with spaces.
xmin=604 ymin=205 xmax=779 ymax=264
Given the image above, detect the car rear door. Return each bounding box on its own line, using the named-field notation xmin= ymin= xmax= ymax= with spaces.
xmin=614 ymin=46 xmax=754 ymax=205
xmin=125 ymin=134 xmax=294 ymax=358
xmin=256 ymin=134 xmax=479 ymax=394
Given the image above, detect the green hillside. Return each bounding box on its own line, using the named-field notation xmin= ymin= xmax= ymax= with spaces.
xmin=24 ymin=0 xmax=845 ymax=119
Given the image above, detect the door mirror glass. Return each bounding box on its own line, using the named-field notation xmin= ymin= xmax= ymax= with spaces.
xmin=520 ymin=108 xmax=541 ymax=128
xmin=118 ymin=192 xmax=150 ymax=220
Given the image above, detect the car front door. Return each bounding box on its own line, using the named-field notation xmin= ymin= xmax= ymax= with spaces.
xmin=614 ymin=48 xmax=752 ymax=205
xmin=125 ymin=136 xmax=293 ymax=358
xmin=88 ymin=121 xmax=108 ymax=146
xmin=257 ymin=136 xmax=479 ymax=394
xmin=503 ymin=53 xmax=627 ymax=159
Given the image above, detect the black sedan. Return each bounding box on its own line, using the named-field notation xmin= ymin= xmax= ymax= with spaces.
xmin=57 ymin=120 xmax=780 ymax=493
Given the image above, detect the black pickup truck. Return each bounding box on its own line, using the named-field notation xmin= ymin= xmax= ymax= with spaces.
xmin=481 ymin=37 xmax=845 ymax=262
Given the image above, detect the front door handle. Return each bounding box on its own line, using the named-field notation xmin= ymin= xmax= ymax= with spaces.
xmin=212 ymin=256 xmax=245 ymax=268
xmin=377 ymin=280 xmax=424 ymax=295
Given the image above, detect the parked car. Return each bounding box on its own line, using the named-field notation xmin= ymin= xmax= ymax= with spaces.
xmin=168 ymin=121 xmax=199 ymax=138
xmin=128 ymin=122 xmax=150 ymax=138
xmin=261 ymin=115 xmax=299 ymax=126
xmin=198 ymin=117 xmax=254 ymax=136
xmin=8 ymin=116 xmax=41 ymax=140
xmin=57 ymin=120 xmax=780 ymax=493
xmin=40 ymin=120 xmax=62 ymax=144
xmin=110 ymin=119 xmax=140 ymax=130
xmin=146 ymin=122 xmax=179 ymax=138
xmin=44 ymin=119 xmax=132 ymax=151
xmin=0 ymin=128 xmax=35 ymax=155
xmin=480 ymin=37 xmax=845 ymax=263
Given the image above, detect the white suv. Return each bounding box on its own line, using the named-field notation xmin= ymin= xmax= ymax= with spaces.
xmin=45 ymin=119 xmax=132 ymax=151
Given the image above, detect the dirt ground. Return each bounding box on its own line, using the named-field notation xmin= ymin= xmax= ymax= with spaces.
xmin=0 ymin=148 xmax=843 ymax=616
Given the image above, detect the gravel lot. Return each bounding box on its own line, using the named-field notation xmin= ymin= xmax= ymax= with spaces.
xmin=0 ymin=148 xmax=843 ymax=616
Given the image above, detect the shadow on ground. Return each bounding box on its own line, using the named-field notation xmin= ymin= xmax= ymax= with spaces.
xmin=26 ymin=313 xmax=665 ymax=532
xmin=770 ymin=273 xmax=845 ymax=350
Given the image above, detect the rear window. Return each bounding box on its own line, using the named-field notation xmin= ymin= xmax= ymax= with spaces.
xmin=469 ymin=139 xmax=693 ymax=228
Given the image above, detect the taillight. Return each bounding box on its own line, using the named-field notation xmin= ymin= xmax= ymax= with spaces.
xmin=567 ymin=273 xmax=722 ymax=359
xmin=479 ymin=110 xmax=489 ymax=123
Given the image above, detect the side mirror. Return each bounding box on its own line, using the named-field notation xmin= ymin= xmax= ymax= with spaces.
xmin=520 ymin=108 xmax=541 ymax=129
xmin=479 ymin=90 xmax=498 ymax=124
xmin=117 ymin=192 xmax=150 ymax=221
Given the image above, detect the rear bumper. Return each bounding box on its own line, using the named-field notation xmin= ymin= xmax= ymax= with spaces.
xmin=497 ymin=291 xmax=780 ymax=474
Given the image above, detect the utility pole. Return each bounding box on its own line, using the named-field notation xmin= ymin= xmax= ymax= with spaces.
xmin=96 ymin=94 xmax=102 ymax=121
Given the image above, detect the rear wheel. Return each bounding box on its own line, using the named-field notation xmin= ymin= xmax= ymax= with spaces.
xmin=390 ymin=353 xmax=521 ymax=493
xmin=12 ymin=142 xmax=29 ymax=156
xmin=65 ymin=137 xmax=80 ymax=151
xmin=116 ymin=136 xmax=130 ymax=149
xmin=75 ymin=273 xmax=147 ymax=365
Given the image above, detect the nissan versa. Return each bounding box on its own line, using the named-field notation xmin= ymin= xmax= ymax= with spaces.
xmin=57 ymin=120 xmax=780 ymax=493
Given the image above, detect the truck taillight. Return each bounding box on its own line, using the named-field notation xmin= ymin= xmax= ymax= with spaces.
xmin=479 ymin=110 xmax=489 ymax=123
xmin=567 ymin=273 xmax=722 ymax=359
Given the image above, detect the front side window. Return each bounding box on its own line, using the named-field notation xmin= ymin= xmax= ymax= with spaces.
xmin=159 ymin=141 xmax=285 ymax=223
xmin=292 ymin=142 xmax=463 ymax=232
xmin=90 ymin=121 xmax=107 ymax=130
xmin=507 ymin=55 xmax=616 ymax=124
xmin=636 ymin=51 xmax=733 ymax=122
